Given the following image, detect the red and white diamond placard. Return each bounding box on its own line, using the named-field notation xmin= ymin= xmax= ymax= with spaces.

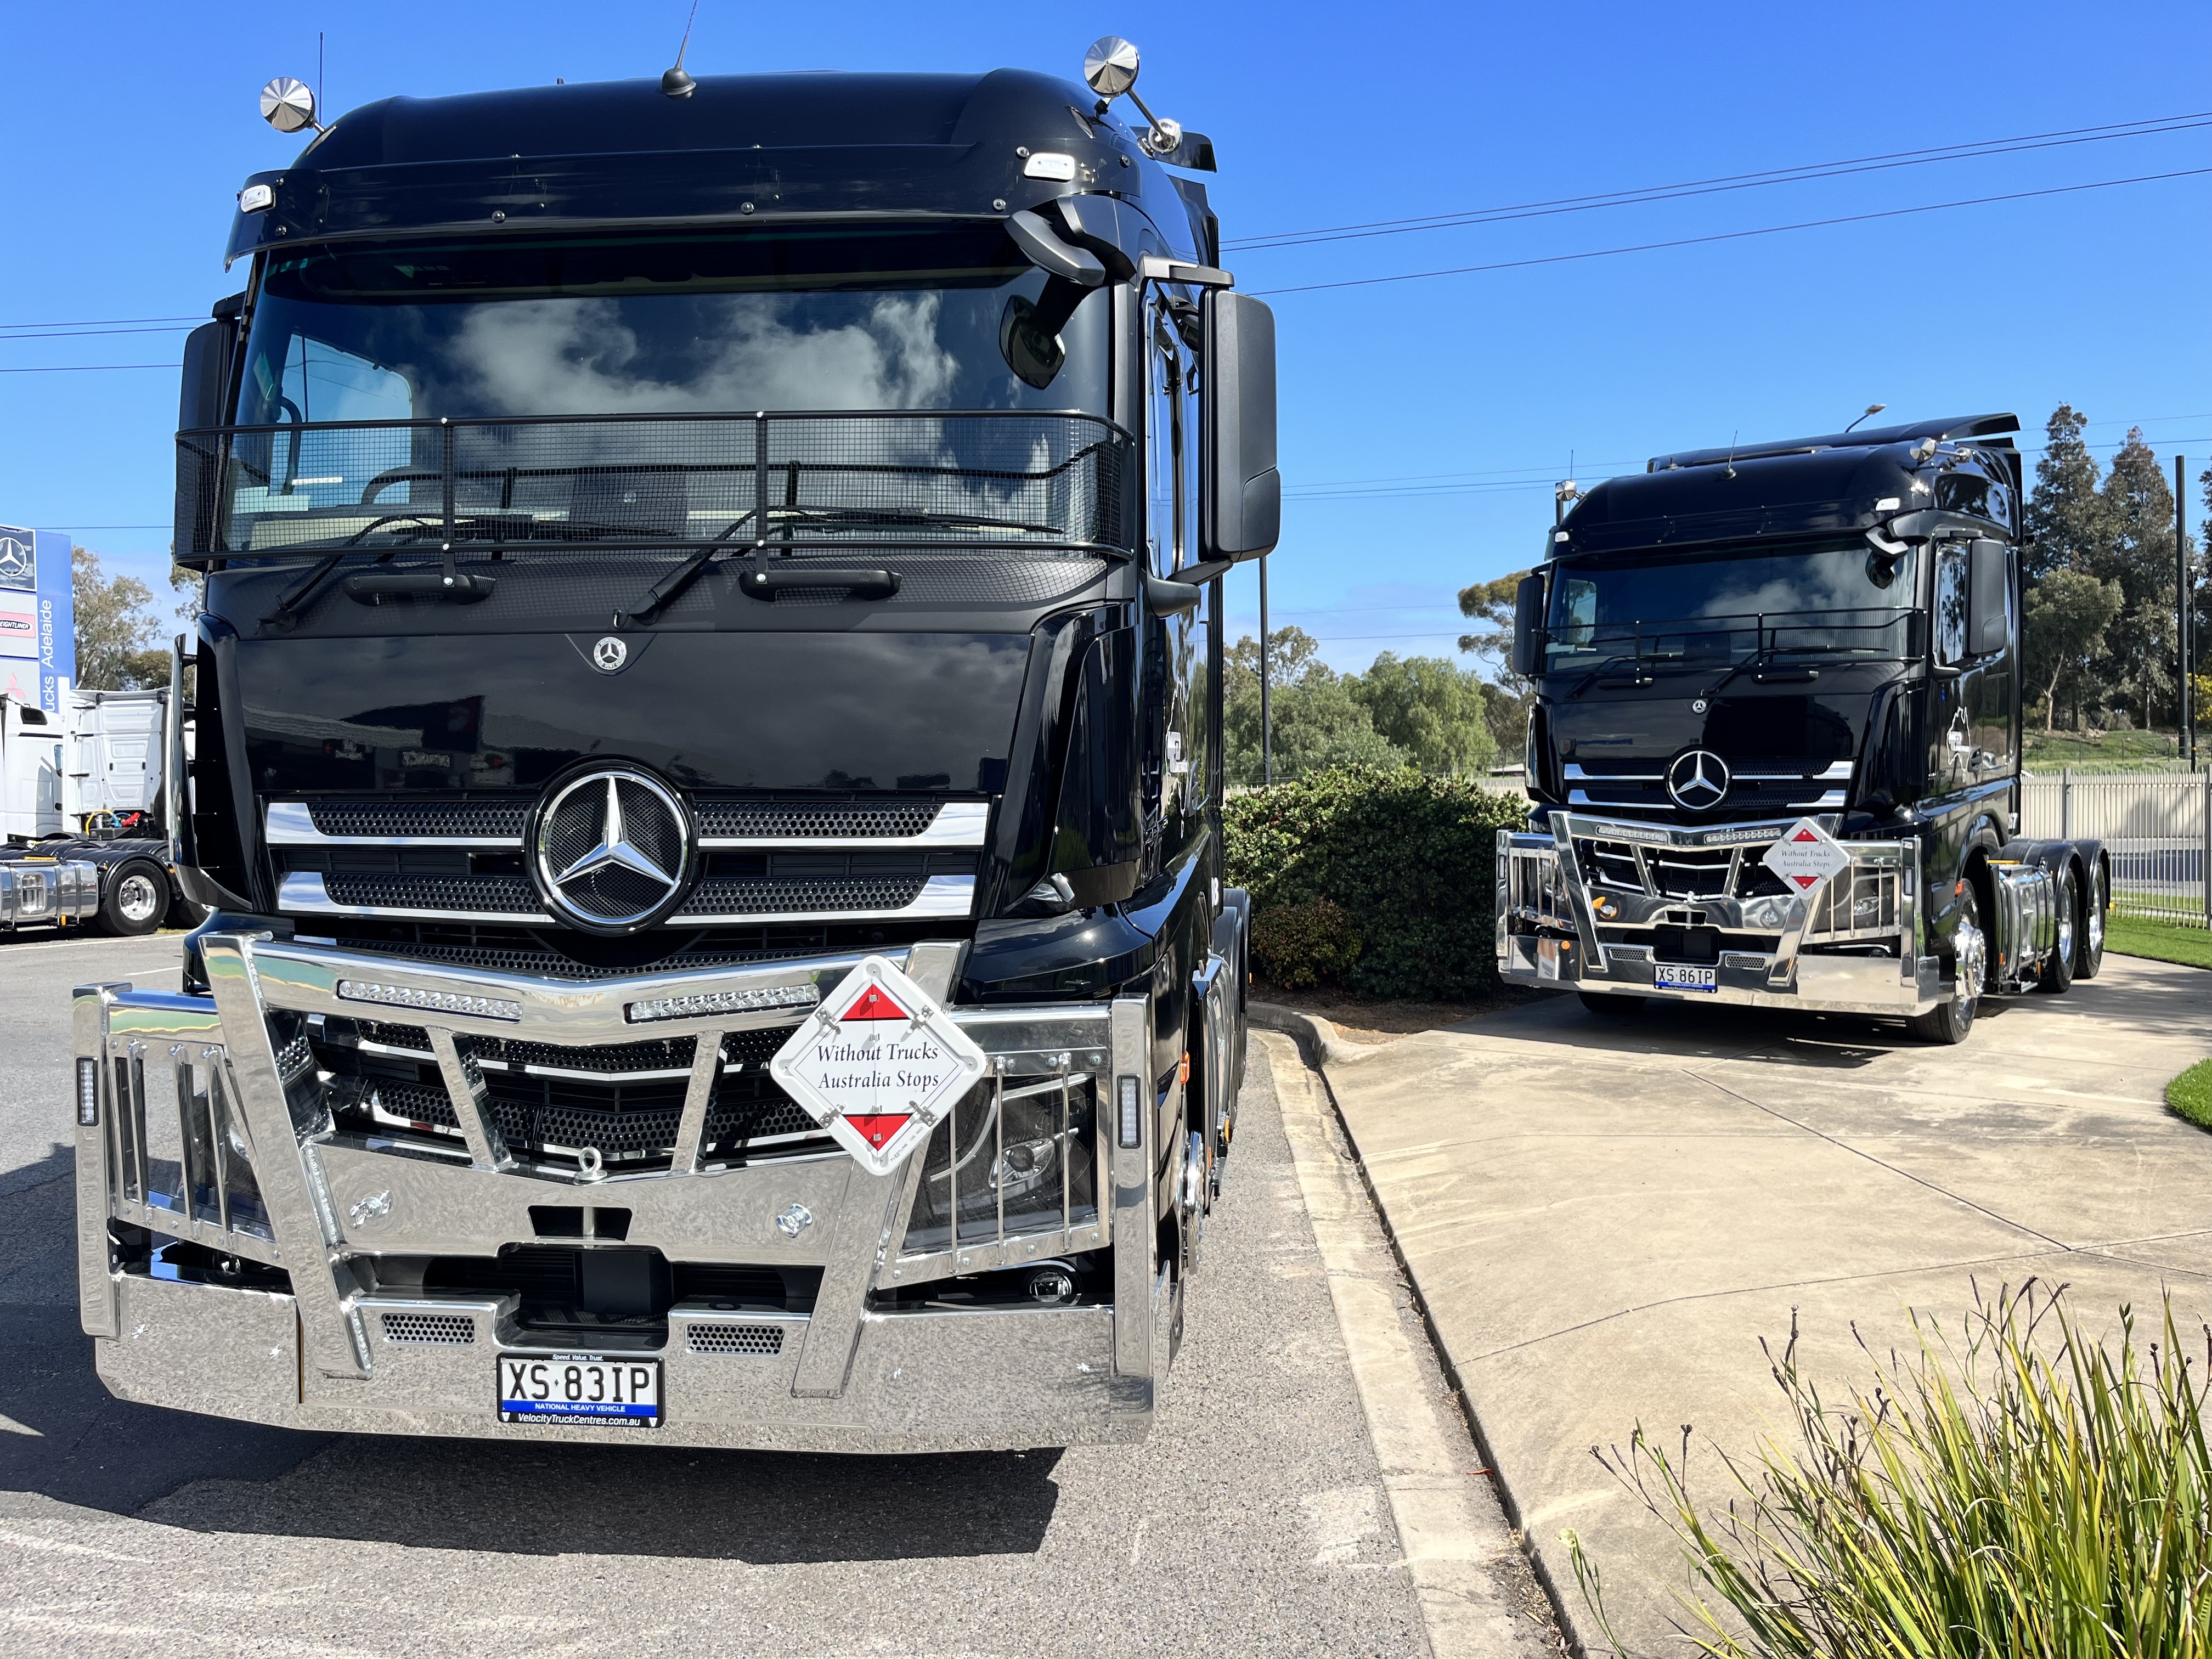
xmin=1762 ymin=817 xmax=1850 ymax=895
xmin=769 ymin=955 xmax=988 ymax=1177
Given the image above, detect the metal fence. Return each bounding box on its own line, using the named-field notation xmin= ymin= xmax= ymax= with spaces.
xmin=2021 ymin=770 xmax=2212 ymax=928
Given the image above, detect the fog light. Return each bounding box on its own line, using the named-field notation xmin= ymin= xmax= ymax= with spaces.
xmin=76 ymin=1058 xmax=99 ymax=1126
xmin=1027 ymin=1266 xmax=1077 ymax=1304
xmin=1116 ymin=1075 xmax=1140 ymax=1148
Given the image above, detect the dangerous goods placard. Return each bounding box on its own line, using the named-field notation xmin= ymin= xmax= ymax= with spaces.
xmin=768 ymin=955 xmax=988 ymax=1177
xmin=1761 ymin=817 xmax=1850 ymax=894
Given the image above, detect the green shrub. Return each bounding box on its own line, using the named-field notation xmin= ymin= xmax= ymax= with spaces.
xmin=1222 ymin=766 xmax=1528 ymax=999
xmin=1249 ymin=896 xmax=1363 ymax=990
xmin=1566 ymin=1284 xmax=2212 ymax=1659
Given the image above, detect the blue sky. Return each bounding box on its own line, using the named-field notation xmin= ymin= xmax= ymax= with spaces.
xmin=4 ymin=1 xmax=2209 ymax=669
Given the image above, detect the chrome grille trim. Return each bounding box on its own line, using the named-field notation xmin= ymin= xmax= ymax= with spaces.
xmin=701 ymin=800 xmax=989 ymax=849
xmin=681 ymin=874 xmax=975 ymax=926
xmin=279 ymin=871 xmax=556 ymax=924
xmin=267 ymin=800 xmax=524 ymax=848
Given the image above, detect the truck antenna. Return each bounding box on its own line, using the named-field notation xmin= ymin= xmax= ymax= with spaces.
xmin=662 ymin=0 xmax=701 ymax=99
xmin=1725 ymin=431 xmax=1738 ymax=480
xmin=1843 ymin=403 xmax=1887 ymax=435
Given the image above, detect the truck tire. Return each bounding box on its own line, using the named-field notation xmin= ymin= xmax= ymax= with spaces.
xmin=1577 ymin=989 xmax=1646 ymax=1017
xmin=1910 ymin=884 xmax=1984 ymax=1045
xmin=2073 ymin=859 xmax=2106 ymax=981
xmin=2036 ymin=866 xmax=2076 ymax=994
xmin=99 ymin=859 xmax=169 ymax=936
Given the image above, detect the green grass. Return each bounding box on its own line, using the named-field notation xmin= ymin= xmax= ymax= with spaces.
xmin=2169 ymin=1060 xmax=2212 ymax=1130
xmin=2107 ymin=912 xmax=2212 ymax=969
xmin=1565 ymin=1286 xmax=2212 ymax=1659
xmin=2022 ymin=727 xmax=2188 ymax=770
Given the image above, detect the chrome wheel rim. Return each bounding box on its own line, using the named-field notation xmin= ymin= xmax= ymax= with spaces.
xmin=1955 ymin=916 xmax=1987 ymax=1006
xmin=2088 ymin=874 xmax=2106 ymax=952
xmin=116 ymin=873 xmax=160 ymax=924
xmin=2055 ymin=893 xmax=2075 ymax=964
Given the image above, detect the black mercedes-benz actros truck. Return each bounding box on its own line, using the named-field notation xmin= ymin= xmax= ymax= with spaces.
xmin=73 ymin=44 xmax=1276 ymax=1451
xmin=1498 ymin=413 xmax=2108 ymax=1046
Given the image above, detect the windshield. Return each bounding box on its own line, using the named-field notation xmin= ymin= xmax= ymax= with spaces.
xmin=1545 ymin=539 xmax=1918 ymax=669
xmin=205 ymin=227 xmax=1127 ymax=560
xmin=238 ymin=225 xmax=1109 ymax=421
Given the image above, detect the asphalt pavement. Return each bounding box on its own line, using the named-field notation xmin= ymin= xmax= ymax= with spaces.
xmin=0 ymin=927 xmax=1555 ymax=1658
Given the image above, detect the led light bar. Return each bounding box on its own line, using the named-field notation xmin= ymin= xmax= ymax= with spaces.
xmin=336 ymin=979 xmax=523 ymax=1022
xmin=76 ymin=1057 xmax=99 ymax=1126
xmin=625 ymin=983 xmax=823 ymax=1024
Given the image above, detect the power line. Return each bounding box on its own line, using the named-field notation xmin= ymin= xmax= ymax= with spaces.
xmin=1227 ymin=110 xmax=2212 ymax=252
xmin=1254 ymin=166 xmax=2212 ymax=297
xmin=0 ymin=325 xmax=197 ymax=342
xmin=0 ymin=363 xmax=174 ymax=374
xmin=0 ymin=314 xmax=201 ymax=331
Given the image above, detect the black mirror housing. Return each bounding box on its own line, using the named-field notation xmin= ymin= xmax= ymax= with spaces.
xmin=1201 ymin=291 xmax=1279 ymax=561
xmin=1511 ymin=573 xmax=1545 ymax=679
xmin=1968 ymin=538 xmax=2009 ymax=656
xmin=175 ymin=307 xmax=240 ymax=558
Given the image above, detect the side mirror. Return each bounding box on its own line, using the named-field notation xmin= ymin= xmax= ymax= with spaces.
xmin=1201 ymin=291 xmax=1279 ymax=561
xmin=1968 ymin=538 xmax=2009 ymax=656
xmin=1511 ymin=573 xmax=1545 ymax=679
xmin=175 ymin=304 xmax=240 ymax=557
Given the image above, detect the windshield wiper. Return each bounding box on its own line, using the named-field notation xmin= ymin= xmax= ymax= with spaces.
xmin=1568 ymin=651 xmax=1684 ymax=698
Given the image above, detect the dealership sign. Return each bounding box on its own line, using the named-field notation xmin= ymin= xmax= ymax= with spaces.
xmin=0 ymin=524 xmax=73 ymax=714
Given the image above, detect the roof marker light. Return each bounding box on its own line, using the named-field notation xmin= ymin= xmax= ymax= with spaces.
xmin=238 ymin=183 xmax=275 ymax=213
xmin=1023 ymin=152 xmax=1077 ymax=182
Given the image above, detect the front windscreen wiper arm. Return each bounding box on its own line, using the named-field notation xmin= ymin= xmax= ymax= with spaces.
xmin=1568 ymin=651 xmax=1682 ymax=698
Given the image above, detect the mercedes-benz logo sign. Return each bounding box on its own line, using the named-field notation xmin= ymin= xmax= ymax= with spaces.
xmin=1666 ymin=749 xmax=1731 ymax=811
xmin=531 ymin=768 xmax=693 ymax=933
xmin=591 ymin=636 xmax=628 ymax=674
xmin=0 ymin=532 xmax=32 ymax=586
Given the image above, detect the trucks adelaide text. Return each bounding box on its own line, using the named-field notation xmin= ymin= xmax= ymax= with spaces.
xmin=1499 ymin=413 xmax=2108 ymax=1046
xmin=73 ymin=41 xmax=1274 ymax=1450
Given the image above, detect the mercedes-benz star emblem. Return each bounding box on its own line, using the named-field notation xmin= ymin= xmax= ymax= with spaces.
xmin=531 ymin=768 xmax=693 ymax=933
xmin=0 ymin=532 xmax=32 ymax=585
xmin=1666 ymin=749 xmax=1731 ymax=811
xmin=591 ymin=636 xmax=629 ymax=673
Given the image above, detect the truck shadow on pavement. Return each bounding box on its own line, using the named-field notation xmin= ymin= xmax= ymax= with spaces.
xmin=1460 ymin=974 xmax=2193 ymax=1069
xmin=2 ymin=1146 xmax=1064 ymax=1562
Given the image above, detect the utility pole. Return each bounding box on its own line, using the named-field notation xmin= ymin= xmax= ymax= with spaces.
xmin=1259 ymin=555 xmax=1273 ymax=785
xmin=2180 ymin=455 xmax=2196 ymax=769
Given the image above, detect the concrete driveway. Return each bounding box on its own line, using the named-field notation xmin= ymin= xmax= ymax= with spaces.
xmin=1306 ymin=956 xmax=2212 ymax=1655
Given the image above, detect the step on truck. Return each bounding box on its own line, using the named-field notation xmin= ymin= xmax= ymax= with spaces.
xmin=1498 ymin=412 xmax=2108 ymax=1045
xmin=74 ymin=41 xmax=1274 ymax=1450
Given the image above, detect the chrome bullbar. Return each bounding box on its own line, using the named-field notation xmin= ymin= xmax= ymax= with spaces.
xmin=1496 ymin=811 xmax=1948 ymax=1014
xmin=74 ymin=935 xmax=1185 ymax=1451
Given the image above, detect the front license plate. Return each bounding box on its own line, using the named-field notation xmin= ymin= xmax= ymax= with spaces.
xmin=1654 ymin=964 xmax=1719 ymax=991
xmin=498 ymin=1354 xmax=662 ymax=1428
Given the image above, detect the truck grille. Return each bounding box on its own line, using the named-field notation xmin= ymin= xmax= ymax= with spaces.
xmin=290 ymin=793 xmax=973 ymax=844
xmin=322 ymin=1020 xmax=831 ymax=1171
xmin=1566 ymin=757 xmax=1852 ymax=816
xmin=1577 ymin=837 xmax=1795 ymax=901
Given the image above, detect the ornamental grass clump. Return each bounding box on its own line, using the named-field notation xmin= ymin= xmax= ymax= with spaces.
xmin=1566 ymin=1283 xmax=2212 ymax=1658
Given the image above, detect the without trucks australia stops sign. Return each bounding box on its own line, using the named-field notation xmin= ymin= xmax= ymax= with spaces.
xmin=769 ymin=955 xmax=987 ymax=1177
xmin=1762 ymin=818 xmax=1850 ymax=895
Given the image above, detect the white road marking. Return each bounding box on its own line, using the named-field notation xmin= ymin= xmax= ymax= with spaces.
xmin=1263 ymin=1030 xmax=1553 ymax=1659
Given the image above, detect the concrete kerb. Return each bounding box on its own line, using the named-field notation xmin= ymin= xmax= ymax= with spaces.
xmin=1249 ymin=1001 xmax=1593 ymax=1658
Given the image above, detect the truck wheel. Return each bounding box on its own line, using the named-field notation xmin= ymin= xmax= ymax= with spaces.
xmin=99 ymin=860 xmax=169 ymax=936
xmin=2036 ymin=866 xmax=2076 ymax=994
xmin=1577 ymin=990 xmax=1646 ymax=1017
xmin=2072 ymin=860 xmax=2106 ymax=981
xmin=1910 ymin=884 xmax=1984 ymax=1045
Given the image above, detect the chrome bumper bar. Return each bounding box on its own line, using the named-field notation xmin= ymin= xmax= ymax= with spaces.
xmin=74 ymin=935 xmax=1181 ymax=1450
xmin=1497 ymin=812 xmax=1946 ymax=1015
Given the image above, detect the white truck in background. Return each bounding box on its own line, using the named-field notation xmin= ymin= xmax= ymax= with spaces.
xmin=1 ymin=689 xmax=194 ymax=935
